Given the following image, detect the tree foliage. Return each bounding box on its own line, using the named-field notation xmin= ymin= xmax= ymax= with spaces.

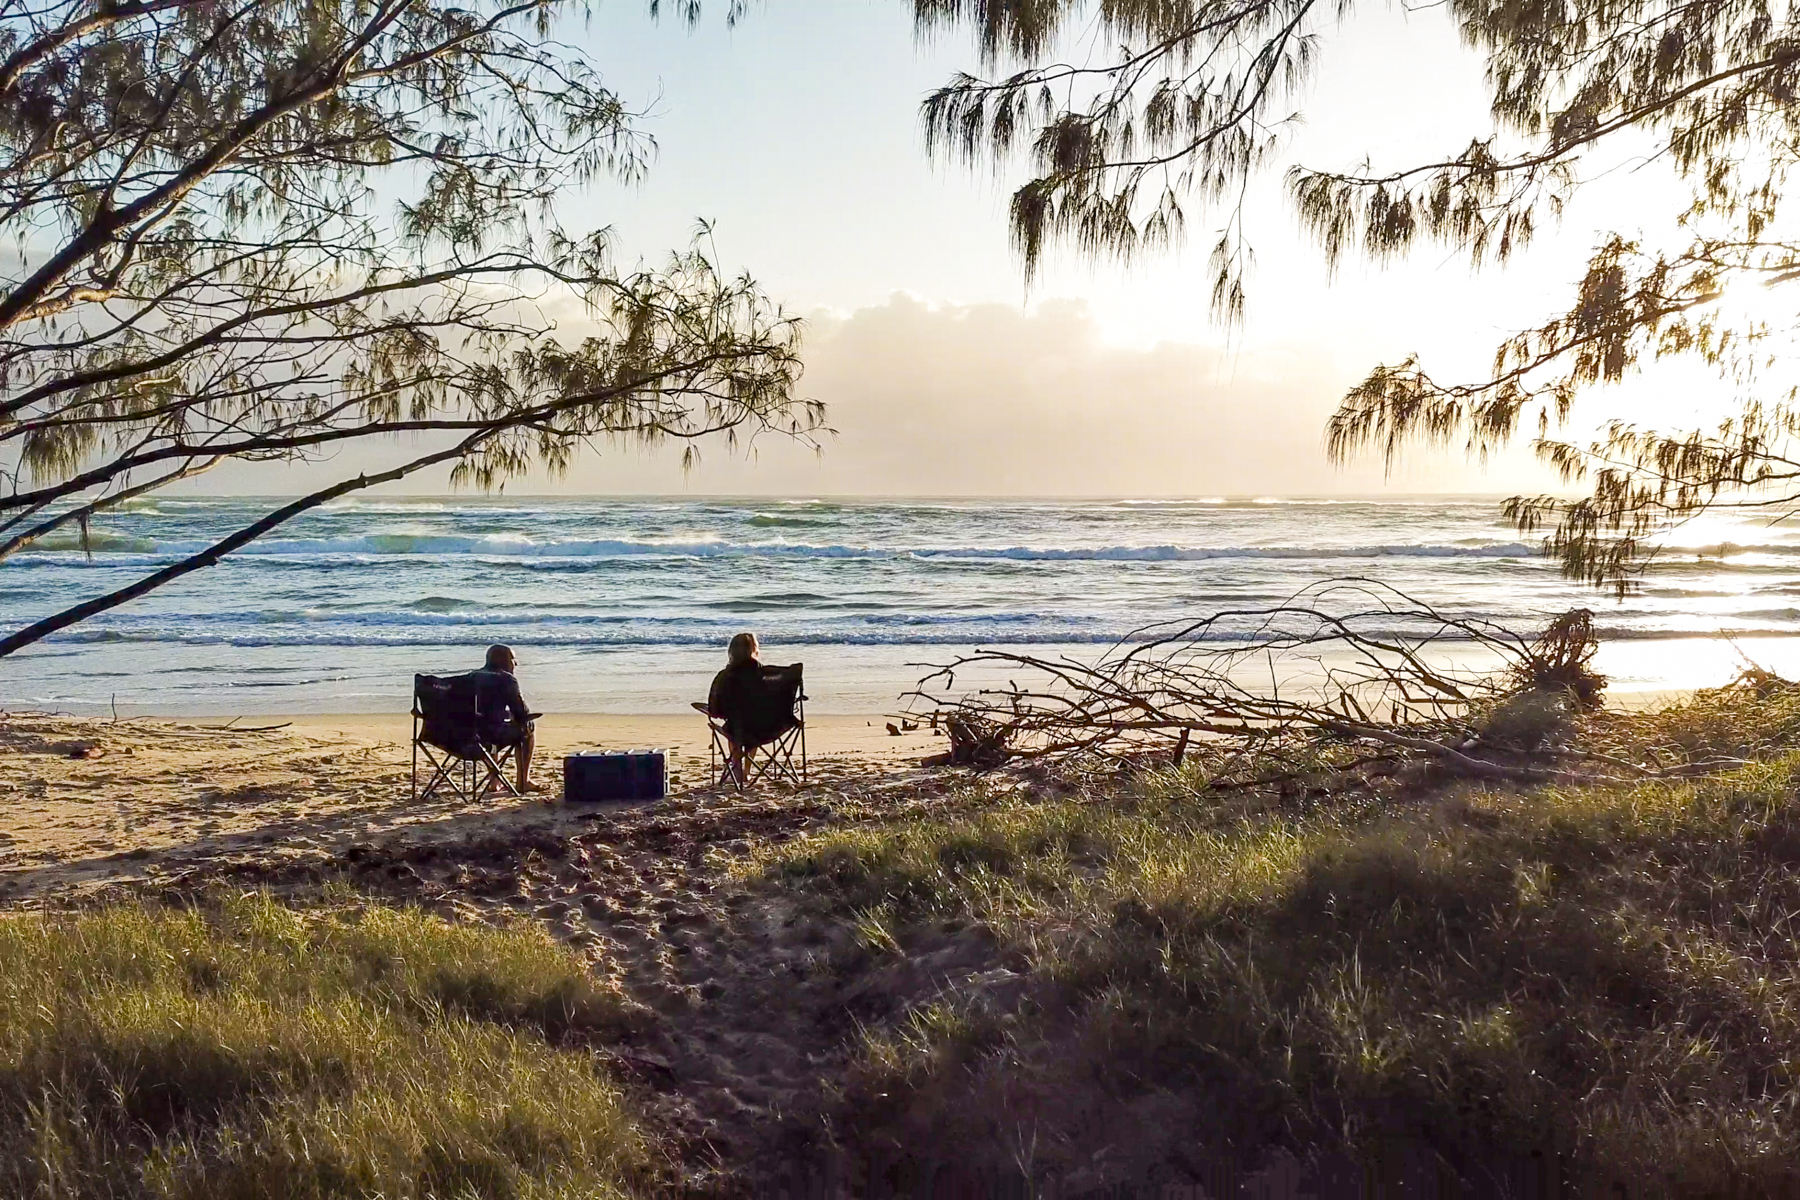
xmin=915 ymin=0 xmax=1800 ymax=590
xmin=0 ymin=0 xmax=816 ymax=654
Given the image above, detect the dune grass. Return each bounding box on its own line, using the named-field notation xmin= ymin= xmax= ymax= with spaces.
xmin=765 ymin=690 xmax=1800 ymax=1194
xmin=0 ymin=894 xmax=646 ymax=1199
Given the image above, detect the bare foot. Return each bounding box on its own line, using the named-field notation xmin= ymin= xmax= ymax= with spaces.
xmin=517 ymin=780 xmax=546 ymax=796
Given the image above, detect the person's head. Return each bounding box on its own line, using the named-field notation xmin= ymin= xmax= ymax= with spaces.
xmin=727 ymin=632 xmax=759 ymax=667
xmin=485 ymin=644 xmax=517 ymax=673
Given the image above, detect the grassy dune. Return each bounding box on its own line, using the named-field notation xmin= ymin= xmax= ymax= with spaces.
xmin=0 ymin=896 xmax=645 ymax=1199
xmin=766 ymin=685 xmax=1800 ymax=1194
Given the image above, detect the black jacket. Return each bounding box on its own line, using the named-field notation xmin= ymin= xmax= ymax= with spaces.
xmin=470 ymin=668 xmax=530 ymax=739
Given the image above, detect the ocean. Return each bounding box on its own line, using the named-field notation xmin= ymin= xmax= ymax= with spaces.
xmin=1 ymin=495 xmax=1796 ymax=716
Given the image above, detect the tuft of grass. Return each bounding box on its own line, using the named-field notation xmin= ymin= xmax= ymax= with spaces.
xmin=1588 ymin=669 xmax=1800 ymax=762
xmin=0 ymin=895 xmax=646 ymax=1199
xmin=1477 ymin=689 xmax=1572 ymax=751
xmin=767 ymin=686 xmax=1800 ymax=1192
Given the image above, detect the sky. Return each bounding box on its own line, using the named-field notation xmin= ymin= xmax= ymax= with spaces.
xmin=197 ymin=0 xmax=1715 ymax=497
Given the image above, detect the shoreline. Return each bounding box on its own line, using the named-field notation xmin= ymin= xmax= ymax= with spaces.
xmin=17 ymin=683 xmax=1700 ymax=747
xmin=3 ymin=635 xmax=1772 ymax=722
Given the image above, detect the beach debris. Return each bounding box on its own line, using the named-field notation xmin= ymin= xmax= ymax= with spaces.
xmin=194 ymin=722 xmax=294 ymax=734
xmin=1508 ymin=607 xmax=1605 ymax=707
xmin=920 ymin=716 xmax=1010 ymax=769
xmin=901 ymin=578 xmax=1663 ymax=787
xmin=885 ymin=722 xmax=902 ymax=736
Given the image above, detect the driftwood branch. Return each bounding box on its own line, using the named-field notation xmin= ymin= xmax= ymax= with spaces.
xmin=906 ymin=579 xmax=1631 ymax=787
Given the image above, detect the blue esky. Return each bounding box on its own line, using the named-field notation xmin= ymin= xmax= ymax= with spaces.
xmin=201 ymin=0 xmax=1712 ymax=496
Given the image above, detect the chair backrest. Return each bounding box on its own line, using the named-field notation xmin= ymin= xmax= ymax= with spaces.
xmin=766 ymin=663 xmax=804 ymax=709
xmin=414 ymin=674 xmax=481 ymax=757
xmin=733 ymin=663 xmax=804 ymax=749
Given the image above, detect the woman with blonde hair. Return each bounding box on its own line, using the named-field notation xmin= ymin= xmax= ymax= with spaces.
xmin=708 ymin=633 xmax=761 ymax=783
xmin=705 ymin=632 xmax=803 ymax=786
xmin=726 ymin=631 xmax=759 ymax=669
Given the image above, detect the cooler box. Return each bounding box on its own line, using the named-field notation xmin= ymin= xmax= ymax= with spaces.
xmin=563 ymin=749 xmax=667 ymax=803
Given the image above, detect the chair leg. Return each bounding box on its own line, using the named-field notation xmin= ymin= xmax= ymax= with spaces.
xmin=708 ymin=724 xmax=744 ymax=790
xmin=412 ymin=712 xmax=429 ymax=802
xmin=479 ymin=745 xmax=519 ymax=799
xmin=415 ymin=737 xmax=521 ymax=804
xmin=743 ymin=729 xmax=804 ymax=789
xmin=416 ymin=747 xmax=461 ymax=802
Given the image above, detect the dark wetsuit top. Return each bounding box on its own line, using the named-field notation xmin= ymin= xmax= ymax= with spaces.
xmin=471 ymin=668 xmax=532 ymax=745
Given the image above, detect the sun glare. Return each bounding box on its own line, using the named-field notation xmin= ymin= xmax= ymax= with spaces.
xmin=1709 ymin=275 xmax=1800 ymax=342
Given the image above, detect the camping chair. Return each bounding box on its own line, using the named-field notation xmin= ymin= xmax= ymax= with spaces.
xmin=691 ymin=664 xmax=806 ymax=789
xmin=411 ymin=673 xmax=521 ymax=802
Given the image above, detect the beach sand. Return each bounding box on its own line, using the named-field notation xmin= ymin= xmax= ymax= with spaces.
xmin=0 ymin=710 xmax=940 ymax=901
xmin=280 ymin=712 xmax=936 ymax=761
xmin=0 ymin=685 xmax=1704 ymax=901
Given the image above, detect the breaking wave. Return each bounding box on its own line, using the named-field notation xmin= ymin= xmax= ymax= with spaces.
xmin=45 ymin=628 xmax=1800 ymax=649
xmin=16 ymin=533 xmax=1549 ymax=562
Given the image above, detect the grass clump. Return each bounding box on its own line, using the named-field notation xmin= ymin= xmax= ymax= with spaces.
xmin=769 ymin=688 xmax=1800 ymax=1194
xmin=0 ymin=895 xmax=645 ymax=1199
xmin=1589 ymin=667 xmax=1800 ymax=762
xmin=1477 ymin=690 xmax=1572 ymax=751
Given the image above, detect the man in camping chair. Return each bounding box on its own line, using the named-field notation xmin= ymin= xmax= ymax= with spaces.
xmin=696 ymin=633 xmax=805 ymax=787
xmin=411 ymin=643 xmax=542 ymax=802
xmin=471 ymin=644 xmax=541 ymax=794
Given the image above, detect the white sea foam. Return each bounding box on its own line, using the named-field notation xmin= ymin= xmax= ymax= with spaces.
xmin=43 ymin=620 xmax=1800 ymax=649
xmin=25 ymin=534 xmax=1547 ymax=561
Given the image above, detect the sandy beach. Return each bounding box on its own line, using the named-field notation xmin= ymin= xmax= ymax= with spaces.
xmin=278 ymin=711 xmax=939 ymax=762
xmin=0 ymin=710 xmax=940 ymax=903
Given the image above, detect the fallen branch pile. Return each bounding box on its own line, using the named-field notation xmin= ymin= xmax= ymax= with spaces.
xmin=907 ymin=579 xmax=1748 ymax=787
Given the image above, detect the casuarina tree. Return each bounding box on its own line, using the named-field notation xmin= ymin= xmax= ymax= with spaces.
xmin=0 ymin=0 xmax=817 ymax=655
xmin=914 ymin=0 xmax=1800 ymax=591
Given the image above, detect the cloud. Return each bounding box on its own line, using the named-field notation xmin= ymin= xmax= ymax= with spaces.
xmin=173 ymin=293 xmax=1555 ymax=497
xmin=591 ymin=293 xmax=1553 ymax=496
xmin=786 ymin=295 xmax=1319 ymax=495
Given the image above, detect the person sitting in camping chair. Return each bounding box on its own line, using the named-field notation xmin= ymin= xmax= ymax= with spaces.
xmin=698 ymin=633 xmax=805 ymax=787
xmin=472 ymin=643 xmax=541 ymax=794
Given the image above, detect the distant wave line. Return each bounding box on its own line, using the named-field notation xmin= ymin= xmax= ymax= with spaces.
xmin=56 ymin=609 xmax=1110 ymax=630
xmin=11 ymin=534 xmax=1551 ymax=562
xmin=37 ymin=624 xmax=1800 ymax=649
